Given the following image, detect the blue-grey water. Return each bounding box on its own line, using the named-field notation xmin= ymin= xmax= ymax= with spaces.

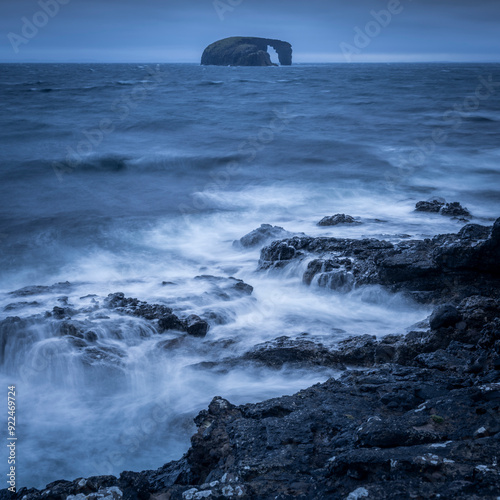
xmin=0 ymin=63 xmax=499 ymax=488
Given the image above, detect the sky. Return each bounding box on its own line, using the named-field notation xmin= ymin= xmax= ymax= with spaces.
xmin=0 ymin=0 xmax=499 ymax=63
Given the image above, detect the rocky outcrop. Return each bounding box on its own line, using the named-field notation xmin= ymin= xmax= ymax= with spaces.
xmin=201 ymin=37 xmax=292 ymax=66
xmin=415 ymin=199 xmax=471 ymax=218
xmin=233 ymin=224 xmax=296 ymax=249
xmin=12 ymin=294 xmax=500 ymax=499
xmin=5 ymin=220 xmax=500 ymax=500
xmin=259 ymin=218 xmax=500 ymax=303
xmin=318 ymin=214 xmax=361 ymax=226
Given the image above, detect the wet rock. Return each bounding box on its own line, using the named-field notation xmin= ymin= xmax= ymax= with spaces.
xmin=82 ymin=346 xmax=125 ymax=366
xmin=317 ymin=269 xmax=354 ymax=291
xmin=429 ymin=305 xmax=462 ymax=330
xmin=440 ymin=202 xmax=471 ymax=217
xmin=84 ymin=331 xmax=98 ymax=342
xmin=52 ymin=306 xmax=70 ymax=319
xmin=232 ymin=280 xmax=253 ymax=295
xmin=235 ymin=224 xmax=295 ymax=248
xmin=259 ymin=218 xmax=500 ymax=302
xmin=105 ymin=293 xmax=174 ymax=320
xmin=158 ymin=313 xmax=186 ymax=333
xmin=259 ymin=241 xmax=302 ymax=269
xmin=303 ymin=258 xmax=353 ymax=286
xmin=185 ymin=315 xmax=210 ymax=338
xmin=415 ymin=200 xmax=471 ymax=218
xmin=3 ymin=301 xmax=39 ymax=311
xmin=9 ymin=281 xmax=72 ymax=297
xmin=194 ymin=275 xmax=254 ymax=299
xmin=104 ymin=292 xmax=213 ymax=338
xmin=318 ymin=214 xmax=360 ymax=226
xmin=241 ymin=336 xmax=341 ymax=369
xmin=104 ymin=292 xmax=127 ymax=308
xmin=7 ymin=222 xmax=500 ymax=500
xmin=7 ymin=305 xmax=500 ymax=499
xmin=415 ymin=199 xmax=445 ymax=213
xmin=58 ymin=321 xmax=85 ymax=338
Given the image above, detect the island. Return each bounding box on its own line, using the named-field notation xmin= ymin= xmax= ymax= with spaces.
xmin=201 ymin=37 xmax=292 ymax=66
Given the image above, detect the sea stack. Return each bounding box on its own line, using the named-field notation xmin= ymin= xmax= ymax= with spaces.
xmin=201 ymin=37 xmax=292 ymax=66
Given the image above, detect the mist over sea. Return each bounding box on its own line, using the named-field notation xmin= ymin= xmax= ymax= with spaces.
xmin=1 ymin=63 xmax=499 ymax=488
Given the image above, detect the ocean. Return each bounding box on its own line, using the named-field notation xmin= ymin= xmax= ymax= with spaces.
xmin=0 ymin=62 xmax=499 ymax=488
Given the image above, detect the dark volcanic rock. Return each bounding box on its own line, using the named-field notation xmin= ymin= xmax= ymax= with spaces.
xmin=105 ymin=293 xmax=210 ymax=337
xmin=429 ymin=304 xmax=462 ymax=330
xmin=317 ymin=214 xmax=361 ymax=226
xmin=8 ymin=312 xmax=500 ymax=500
xmin=158 ymin=313 xmax=186 ymax=333
xmin=9 ymin=281 xmax=71 ymax=297
xmin=3 ymin=301 xmax=39 ymax=311
xmin=8 ymin=222 xmax=500 ymax=500
xmin=415 ymin=200 xmax=471 ymax=218
xmin=185 ymin=315 xmax=210 ymax=338
xmin=241 ymin=335 xmax=342 ymax=369
xmin=259 ymin=218 xmax=500 ymax=303
xmin=201 ymin=37 xmax=292 ymax=66
xmin=441 ymin=202 xmax=471 ymax=217
xmin=415 ymin=199 xmax=445 ymax=213
xmin=235 ymin=224 xmax=295 ymax=248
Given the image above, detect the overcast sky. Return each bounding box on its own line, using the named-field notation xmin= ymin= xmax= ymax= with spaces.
xmin=1 ymin=0 xmax=499 ymax=63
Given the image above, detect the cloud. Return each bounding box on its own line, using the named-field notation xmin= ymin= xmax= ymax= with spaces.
xmin=0 ymin=0 xmax=499 ymax=62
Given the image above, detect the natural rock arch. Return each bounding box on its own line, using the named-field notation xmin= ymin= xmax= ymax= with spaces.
xmin=201 ymin=37 xmax=292 ymax=67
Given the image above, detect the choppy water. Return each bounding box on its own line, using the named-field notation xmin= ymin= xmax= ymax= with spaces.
xmin=0 ymin=63 xmax=499 ymax=488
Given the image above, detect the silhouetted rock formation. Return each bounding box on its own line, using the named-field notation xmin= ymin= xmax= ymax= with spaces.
xmin=201 ymin=37 xmax=292 ymax=66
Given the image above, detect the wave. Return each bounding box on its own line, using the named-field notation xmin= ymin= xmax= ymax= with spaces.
xmin=3 ymin=152 xmax=250 ymax=180
xmin=465 ymin=115 xmax=497 ymax=123
xmin=198 ymin=80 xmax=224 ymax=86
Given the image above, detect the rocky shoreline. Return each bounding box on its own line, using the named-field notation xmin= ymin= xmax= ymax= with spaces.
xmin=3 ymin=216 xmax=500 ymax=500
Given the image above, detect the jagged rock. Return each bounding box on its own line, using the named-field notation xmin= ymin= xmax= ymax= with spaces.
xmin=201 ymin=37 xmax=292 ymax=66
xmin=429 ymin=304 xmax=462 ymax=330
xmin=440 ymin=202 xmax=471 ymax=217
xmin=104 ymin=293 xmax=211 ymax=336
xmin=185 ymin=315 xmax=210 ymax=338
xmin=158 ymin=313 xmax=186 ymax=333
xmin=104 ymin=293 xmax=173 ymax=320
xmin=3 ymin=301 xmax=39 ymax=311
xmin=317 ymin=214 xmax=360 ymax=226
xmin=241 ymin=336 xmax=342 ymax=369
xmin=232 ymin=280 xmax=253 ymax=295
xmin=52 ymin=306 xmax=70 ymax=319
xmin=9 ymin=281 xmax=71 ymax=297
xmin=58 ymin=321 xmax=85 ymax=338
xmin=259 ymin=219 xmax=500 ymax=302
xmin=193 ymin=275 xmax=254 ymax=297
xmin=6 ymin=295 xmax=500 ymax=499
xmin=415 ymin=199 xmax=445 ymax=213
xmin=6 ymin=222 xmax=500 ymax=500
xmin=415 ymin=200 xmax=471 ymax=217
xmin=234 ymin=224 xmax=294 ymax=248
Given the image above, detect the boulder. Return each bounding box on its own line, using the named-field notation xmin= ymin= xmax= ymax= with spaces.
xmin=235 ymin=224 xmax=294 ymax=248
xmin=185 ymin=315 xmax=210 ymax=338
xmin=317 ymin=214 xmax=360 ymax=226
xmin=429 ymin=305 xmax=462 ymax=330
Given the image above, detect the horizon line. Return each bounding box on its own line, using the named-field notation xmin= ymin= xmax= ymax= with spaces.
xmin=1 ymin=60 xmax=500 ymax=64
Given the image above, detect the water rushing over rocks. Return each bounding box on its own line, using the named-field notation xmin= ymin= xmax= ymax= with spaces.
xmin=5 ymin=217 xmax=500 ymax=500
